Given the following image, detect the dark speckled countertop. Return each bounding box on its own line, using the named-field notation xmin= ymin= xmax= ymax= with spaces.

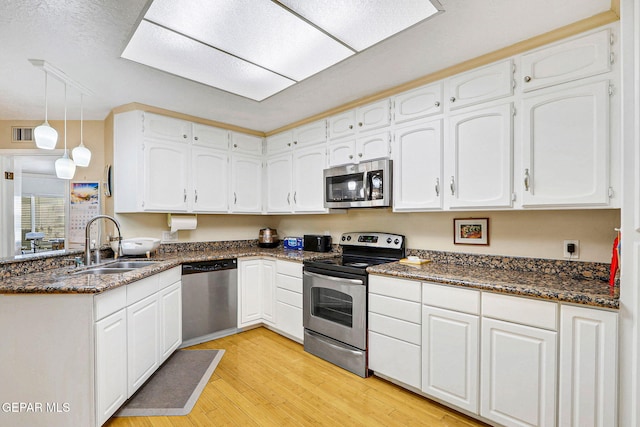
xmin=367 ymin=261 xmax=618 ymax=309
xmin=0 ymin=247 xmax=338 ymax=295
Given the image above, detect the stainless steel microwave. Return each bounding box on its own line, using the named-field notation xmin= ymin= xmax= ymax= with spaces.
xmin=323 ymin=159 xmax=392 ymax=208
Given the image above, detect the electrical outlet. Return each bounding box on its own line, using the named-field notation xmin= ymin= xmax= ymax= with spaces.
xmin=162 ymin=231 xmax=178 ymax=243
xmin=563 ymin=240 xmax=580 ymax=259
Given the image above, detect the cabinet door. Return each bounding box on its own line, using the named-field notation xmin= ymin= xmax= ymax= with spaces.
xmin=265 ymin=154 xmax=293 ymax=213
xmin=393 ymin=119 xmax=443 ymax=211
xmin=275 ymin=300 xmax=303 ymax=342
xmin=446 ymin=103 xmax=513 ymax=209
xmin=266 ymin=131 xmax=294 ymax=155
xmin=159 ymin=281 xmax=182 ymax=362
xmin=521 ymin=29 xmax=612 ymax=92
xmin=127 ymin=293 xmax=160 ymax=396
xmin=328 ymin=110 xmax=356 ymax=139
xmin=481 ymin=318 xmax=557 ymax=427
xmin=143 ymin=139 xmax=189 ymax=211
xmin=231 ymin=132 xmax=263 ymax=155
xmin=238 ymin=259 xmax=262 ymax=327
xmin=521 ymin=80 xmax=610 ymax=207
xmin=192 ymin=123 xmax=229 ymax=150
xmin=356 ymin=131 xmax=390 ymax=162
xmin=394 ymin=82 xmax=444 ymax=123
xmin=143 ymin=112 xmax=191 ymax=142
xmin=230 ymin=154 xmax=262 ymax=213
xmin=422 ymin=305 xmax=479 ymax=414
xmin=95 ymin=309 xmax=127 ymax=426
xmin=447 ymin=60 xmax=514 ymax=110
xmin=559 ymin=305 xmax=618 ymax=427
xmin=191 ymin=146 xmax=228 ymax=212
xmin=356 ymin=99 xmax=391 ymax=132
xmin=262 ymin=260 xmax=276 ymax=325
xmin=292 ymin=144 xmax=327 ymax=212
xmin=293 ymin=120 xmax=326 ymax=147
xmin=328 ymin=138 xmax=356 ymax=166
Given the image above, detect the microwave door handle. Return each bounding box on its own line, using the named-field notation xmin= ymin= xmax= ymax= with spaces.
xmin=304 ymin=271 xmax=364 ymax=285
xmin=363 ymin=170 xmax=371 ymax=200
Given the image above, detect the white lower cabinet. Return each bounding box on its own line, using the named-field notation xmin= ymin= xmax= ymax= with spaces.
xmin=559 ymin=304 xmax=618 ymax=427
xmin=127 ymin=292 xmax=160 ymax=395
xmin=274 ymin=260 xmax=304 ymax=342
xmin=422 ymin=283 xmax=480 ymax=414
xmin=238 ymin=258 xmax=276 ymax=328
xmin=368 ymin=275 xmax=422 ymax=389
xmin=480 ymin=294 xmax=557 ymax=427
xmin=159 ymin=281 xmax=182 ymax=361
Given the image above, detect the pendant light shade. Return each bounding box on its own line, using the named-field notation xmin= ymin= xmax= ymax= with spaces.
xmin=34 ymin=72 xmax=58 ymax=150
xmin=55 ymin=83 xmax=76 ymax=180
xmin=72 ymin=93 xmax=91 ymax=167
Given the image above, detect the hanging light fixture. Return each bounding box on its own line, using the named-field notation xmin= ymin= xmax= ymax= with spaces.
xmin=55 ymin=83 xmax=76 ymax=180
xmin=33 ymin=71 xmax=58 ymax=149
xmin=72 ymin=93 xmax=91 ymax=167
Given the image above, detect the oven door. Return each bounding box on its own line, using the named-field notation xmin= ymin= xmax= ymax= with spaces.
xmin=303 ymin=270 xmax=367 ymax=350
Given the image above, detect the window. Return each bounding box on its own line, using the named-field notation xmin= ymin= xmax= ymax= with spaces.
xmin=20 ymin=194 xmax=65 ymax=253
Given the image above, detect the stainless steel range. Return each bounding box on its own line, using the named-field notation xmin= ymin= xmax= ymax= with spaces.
xmin=303 ymin=232 xmax=405 ymax=377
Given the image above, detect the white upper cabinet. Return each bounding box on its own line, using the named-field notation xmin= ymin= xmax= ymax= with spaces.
xmin=445 ymin=103 xmax=514 ymax=209
xmin=142 ymin=139 xmax=190 ymax=212
xmin=521 ymin=80 xmax=611 ymax=207
xmin=230 ymin=154 xmax=262 ymax=213
xmin=447 ymin=59 xmax=514 ymax=110
xmin=190 ymin=146 xmax=228 ymax=212
xmin=231 ymin=132 xmax=263 ymax=156
xmin=520 ymin=28 xmax=612 ymax=92
xmin=265 ymin=153 xmax=293 ymax=213
xmin=292 ymin=144 xmax=327 ymax=212
xmin=393 ymin=119 xmax=443 ymax=211
xmin=266 ymin=120 xmax=326 ymax=155
xmin=393 ymin=82 xmax=444 ymax=124
xmin=265 ymin=131 xmax=294 ymax=155
xmin=328 ymin=131 xmax=390 ymax=167
xmin=143 ymin=112 xmax=191 ymax=142
xmin=328 ymin=99 xmax=391 ymax=139
xmin=192 ymin=123 xmax=229 ymax=150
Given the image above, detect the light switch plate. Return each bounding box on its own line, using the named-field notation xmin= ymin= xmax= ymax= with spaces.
xmin=162 ymin=231 xmax=178 ymax=243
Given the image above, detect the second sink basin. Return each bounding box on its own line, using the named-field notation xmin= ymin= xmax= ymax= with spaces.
xmin=106 ymin=261 xmax=158 ymax=269
xmin=70 ymin=260 xmax=159 ymax=276
xmin=72 ymin=267 xmax=134 ymax=275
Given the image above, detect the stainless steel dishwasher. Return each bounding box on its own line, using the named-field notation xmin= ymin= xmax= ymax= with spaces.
xmin=181 ymin=259 xmax=238 ymax=347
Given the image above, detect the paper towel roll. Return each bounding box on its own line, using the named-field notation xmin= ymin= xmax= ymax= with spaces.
xmin=168 ymin=214 xmax=197 ymax=232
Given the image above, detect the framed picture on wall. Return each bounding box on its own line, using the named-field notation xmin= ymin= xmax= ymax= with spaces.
xmin=454 ymin=218 xmax=489 ymax=245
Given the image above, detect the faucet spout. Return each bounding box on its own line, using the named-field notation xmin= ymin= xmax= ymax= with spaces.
xmin=84 ymin=215 xmax=122 ymax=266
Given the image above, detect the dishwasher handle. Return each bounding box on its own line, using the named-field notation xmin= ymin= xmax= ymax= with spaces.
xmin=182 ymin=258 xmax=237 ymax=275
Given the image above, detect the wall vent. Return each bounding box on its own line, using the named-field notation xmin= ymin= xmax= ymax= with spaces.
xmin=12 ymin=127 xmax=35 ymax=143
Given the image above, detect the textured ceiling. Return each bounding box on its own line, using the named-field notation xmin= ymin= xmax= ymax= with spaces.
xmin=0 ymin=0 xmax=612 ymax=132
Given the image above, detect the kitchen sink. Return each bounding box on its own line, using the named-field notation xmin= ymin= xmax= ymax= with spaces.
xmin=72 ymin=267 xmax=134 ymax=275
xmin=70 ymin=260 xmax=159 ymax=276
xmin=105 ymin=261 xmax=158 ymax=269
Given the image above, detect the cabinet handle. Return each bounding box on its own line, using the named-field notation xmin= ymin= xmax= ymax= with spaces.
xmin=294 ymin=141 xmax=298 ymax=145
xmin=358 ymin=153 xmax=363 ymax=158
xmin=233 ymin=143 xmax=238 ymax=148
xmin=194 ymin=136 xmax=199 ymax=141
xmin=195 ymin=189 xmax=198 ymax=203
xmin=524 ymin=76 xmax=532 ymax=83
xmin=450 ymin=176 xmax=455 ymax=196
xmin=294 ymin=192 xmax=297 ymax=203
xmin=435 ymin=178 xmax=440 ymax=197
xmin=183 ymin=189 xmax=187 ymax=203
xmin=434 ymin=101 xmax=440 ymax=107
xmin=348 ymin=125 xmax=353 ymax=129
xmin=349 ymin=154 xmax=353 ymax=159
xmin=287 ymin=143 xmax=291 ymax=146
xmin=450 ymin=97 xmax=456 ymax=103
xmin=358 ymin=122 xmax=363 ymax=127
xmin=524 ymin=168 xmax=530 ymax=191
xmin=287 ymin=193 xmax=290 ymax=205
xmin=234 ymin=192 xmax=237 ymax=204
xmin=183 ymin=134 xmax=188 ymax=139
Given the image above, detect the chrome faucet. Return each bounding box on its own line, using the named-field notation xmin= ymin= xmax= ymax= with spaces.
xmin=85 ymin=215 xmax=122 ymax=266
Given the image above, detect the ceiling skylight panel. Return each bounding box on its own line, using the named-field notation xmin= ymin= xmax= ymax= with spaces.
xmin=121 ymin=21 xmax=295 ymax=101
xmin=144 ymin=0 xmax=354 ymax=82
xmin=277 ymin=0 xmax=442 ymax=51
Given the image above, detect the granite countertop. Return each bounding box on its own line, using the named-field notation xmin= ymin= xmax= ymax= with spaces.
xmin=367 ymin=261 xmax=618 ymax=309
xmin=0 ymin=247 xmax=338 ymax=295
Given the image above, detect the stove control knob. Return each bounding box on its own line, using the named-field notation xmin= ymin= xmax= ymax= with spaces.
xmin=394 ymin=238 xmax=400 ymax=245
xmin=386 ymin=238 xmax=392 ymax=244
xmin=347 ymin=236 xmax=351 ymax=241
xmin=341 ymin=236 xmax=346 ymax=241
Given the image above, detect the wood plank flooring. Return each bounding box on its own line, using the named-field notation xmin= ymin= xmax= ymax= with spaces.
xmin=104 ymin=327 xmax=489 ymax=427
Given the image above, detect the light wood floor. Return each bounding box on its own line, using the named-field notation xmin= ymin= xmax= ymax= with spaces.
xmin=105 ymin=327 xmax=489 ymax=426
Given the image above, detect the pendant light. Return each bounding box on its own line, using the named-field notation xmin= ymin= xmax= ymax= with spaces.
xmin=72 ymin=93 xmax=91 ymax=167
xmin=55 ymin=83 xmax=76 ymax=180
xmin=33 ymin=71 xmax=58 ymax=150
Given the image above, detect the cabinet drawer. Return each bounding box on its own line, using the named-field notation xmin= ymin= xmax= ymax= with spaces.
xmin=277 ymin=273 xmax=302 ymax=293
xmin=94 ymin=286 xmax=127 ymax=321
xmin=369 ymin=275 xmax=421 ymax=302
xmin=157 ymin=266 xmax=181 ymax=289
xmin=276 ymin=288 xmax=302 ymax=308
xmin=276 ymin=260 xmax=302 ymax=278
xmin=369 ymin=331 xmax=421 ymax=389
xmin=275 ymin=301 xmax=303 ymax=342
xmin=127 ymin=275 xmax=160 ymax=305
xmin=422 ymin=282 xmax=480 ymax=315
xmin=369 ymin=294 xmax=421 ymax=324
xmin=369 ymin=312 xmax=421 ymax=345
xmin=482 ymin=292 xmax=557 ymax=330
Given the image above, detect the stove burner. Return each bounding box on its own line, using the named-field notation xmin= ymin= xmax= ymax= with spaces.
xmin=347 ymin=262 xmax=370 ymax=268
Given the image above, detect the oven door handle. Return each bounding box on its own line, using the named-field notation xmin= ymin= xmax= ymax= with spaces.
xmin=304 ymin=271 xmax=364 ymax=285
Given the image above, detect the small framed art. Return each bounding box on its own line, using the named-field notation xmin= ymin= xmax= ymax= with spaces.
xmin=453 ymin=218 xmax=489 ymax=245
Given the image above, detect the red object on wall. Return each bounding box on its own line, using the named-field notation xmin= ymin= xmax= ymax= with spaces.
xmin=609 ymin=235 xmax=620 ymax=290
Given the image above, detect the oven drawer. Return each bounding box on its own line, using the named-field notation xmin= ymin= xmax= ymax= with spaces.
xmin=369 ymin=312 xmax=421 ymax=345
xmin=369 ymin=275 xmax=421 ymax=302
xmin=369 ymin=293 xmax=421 ymax=324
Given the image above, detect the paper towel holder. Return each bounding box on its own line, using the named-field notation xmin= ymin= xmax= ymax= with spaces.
xmin=167 ymin=213 xmax=198 ymax=231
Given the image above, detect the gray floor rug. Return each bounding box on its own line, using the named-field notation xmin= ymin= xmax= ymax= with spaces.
xmin=116 ymin=349 xmax=224 ymax=417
